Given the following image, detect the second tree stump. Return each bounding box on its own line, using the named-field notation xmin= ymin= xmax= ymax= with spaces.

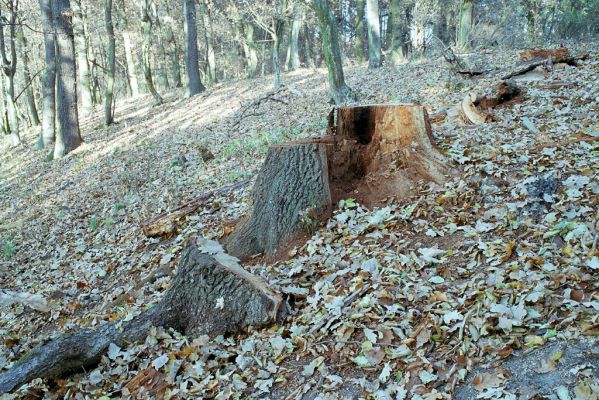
xmin=226 ymin=104 xmax=455 ymax=260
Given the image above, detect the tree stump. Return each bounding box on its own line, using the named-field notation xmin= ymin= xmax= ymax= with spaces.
xmin=331 ymin=104 xmax=453 ymax=204
xmin=0 ymin=239 xmax=283 ymax=394
xmin=225 ymin=140 xmax=333 ymax=260
xmin=226 ymin=104 xmax=455 ymax=261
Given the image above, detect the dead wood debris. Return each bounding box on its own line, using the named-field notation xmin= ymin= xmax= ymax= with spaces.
xmin=141 ymin=178 xmax=252 ymax=238
xmin=232 ymin=85 xmax=300 ymax=128
xmin=501 ymin=52 xmax=588 ymax=80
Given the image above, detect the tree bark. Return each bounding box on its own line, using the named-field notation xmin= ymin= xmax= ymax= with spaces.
xmin=456 ymin=0 xmax=473 ymax=50
xmin=123 ymin=32 xmax=140 ymax=97
xmin=53 ymin=0 xmax=83 ymax=158
xmin=104 ymin=0 xmax=116 ymax=125
xmin=313 ymin=0 xmax=352 ymax=105
xmin=354 ymin=0 xmax=365 ymax=62
xmin=288 ymin=2 xmax=302 ymax=70
xmin=0 ymin=2 xmax=20 ymax=146
xmin=72 ymin=0 xmax=93 ymax=115
xmin=243 ymin=22 xmax=259 ymax=78
xmin=0 ymin=239 xmax=283 ymax=395
xmin=388 ymin=0 xmax=404 ymax=65
xmin=38 ymin=0 xmax=56 ymax=149
xmin=201 ymin=0 xmax=217 ymax=84
xmin=140 ymin=0 xmax=163 ymax=105
xmin=16 ymin=26 xmax=40 ymax=127
xmin=366 ymin=0 xmax=381 ymax=68
xmin=225 ymin=141 xmax=333 ymax=260
xmin=183 ymin=0 xmax=205 ymax=96
xmin=164 ymin=19 xmax=182 ymax=88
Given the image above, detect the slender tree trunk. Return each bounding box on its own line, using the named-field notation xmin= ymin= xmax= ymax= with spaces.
xmin=38 ymin=0 xmax=56 ymax=149
xmin=123 ymin=32 xmax=140 ymax=97
xmin=354 ymin=0 xmax=365 ymax=62
xmin=366 ymin=0 xmax=381 ymax=68
xmin=0 ymin=3 xmax=20 ymax=146
xmin=16 ymin=26 xmax=40 ymax=127
xmin=0 ymin=76 xmax=8 ymax=136
xmin=140 ymin=0 xmax=163 ymax=105
xmin=72 ymin=0 xmax=93 ymax=115
xmin=389 ymin=0 xmax=404 ymax=65
xmin=456 ymin=0 xmax=473 ymax=50
xmin=183 ymin=0 xmax=205 ymax=96
xmin=243 ymin=23 xmax=258 ymax=78
xmin=164 ymin=22 xmax=182 ymax=87
xmin=313 ymin=0 xmax=352 ymax=105
xmin=158 ymin=36 xmax=170 ymax=89
xmin=526 ymin=0 xmax=537 ymax=44
xmin=200 ymin=1 xmax=216 ymax=84
xmin=53 ymin=0 xmax=83 ymax=158
xmin=303 ymin=26 xmax=314 ymax=67
xmin=272 ymin=29 xmax=282 ymax=88
xmin=288 ymin=3 xmax=302 ymax=70
xmin=104 ymin=0 xmax=115 ymax=125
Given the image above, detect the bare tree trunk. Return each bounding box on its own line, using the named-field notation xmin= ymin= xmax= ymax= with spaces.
xmin=201 ymin=0 xmax=217 ymax=84
xmin=16 ymin=26 xmax=40 ymax=127
xmin=158 ymin=36 xmax=170 ymax=89
xmin=72 ymin=0 xmax=93 ymax=115
xmin=163 ymin=14 xmax=182 ymax=88
xmin=183 ymin=0 xmax=205 ymax=96
xmin=0 ymin=2 xmax=20 ymax=146
xmin=288 ymin=2 xmax=302 ymax=70
xmin=122 ymin=32 xmax=140 ymax=97
xmin=313 ymin=0 xmax=352 ymax=105
xmin=354 ymin=0 xmax=365 ymax=62
xmin=104 ymin=0 xmax=116 ymax=125
xmin=366 ymin=0 xmax=381 ymax=68
xmin=53 ymin=0 xmax=83 ymax=158
xmin=38 ymin=0 xmax=56 ymax=149
xmin=389 ymin=0 xmax=405 ymax=65
xmin=243 ymin=22 xmax=259 ymax=78
xmin=456 ymin=0 xmax=473 ymax=50
xmin=140 ymin=0 xmax=163 ymax=105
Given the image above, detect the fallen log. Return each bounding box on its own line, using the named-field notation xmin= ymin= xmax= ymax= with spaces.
xmin=519 ymin=47 xmax=570 ymax=61
xmin=501 ymin=53 xmax=588 ymax=80
xmin=225 ymin=104 xmax=456 ymax=260
xmin=0 ymin=239 xmax=283 ymax=394
xmin=142 ymin=179 xmax=252 ymax=237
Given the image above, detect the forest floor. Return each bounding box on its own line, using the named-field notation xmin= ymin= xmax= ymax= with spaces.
xmin=0 ymin=44 xmax=598 ymax=400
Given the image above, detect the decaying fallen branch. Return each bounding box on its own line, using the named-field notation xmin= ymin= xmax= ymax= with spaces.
xmin=232 ymin=85 xmax=295 ymax=128
xmin=142 ymin=179 xmax=252 ymax=237
xmin=461 ymin=80 xmax=523 ymax=124
xmin=519 ymin=47 xmax=570 ymax=62
xmin=501 ymin=53 xmax=588 ymax=80
xmin=0 ymin=239 xmax=283 ymax=394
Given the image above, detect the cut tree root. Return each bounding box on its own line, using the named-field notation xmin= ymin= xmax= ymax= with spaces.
xmin=0 ymin=239 xmax=283 ymax=394
xmin=142 ymin=179 xmax=252 ymax=237
xmin=226 ymin=104 xmax=456 ymax=261
xmin=461 ymin=80 xmax=523 ymax=124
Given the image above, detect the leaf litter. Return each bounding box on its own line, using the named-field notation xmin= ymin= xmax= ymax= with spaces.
xmin=0 ymin=45 xmax=598 ymax=399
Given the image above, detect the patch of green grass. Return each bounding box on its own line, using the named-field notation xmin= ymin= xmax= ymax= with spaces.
xmin=1 ymin=236 xmax=16 ymax=259
xmin=221 ymin=127 xmax=296 ymax=159
xmin=113 ymin=202 xmax=126 ymax=212
xmin=89 ymin=216 xmax=99 ymax=231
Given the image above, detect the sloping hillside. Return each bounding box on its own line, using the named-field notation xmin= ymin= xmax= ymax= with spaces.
xmin=1 ymin=46 xmax=598 ymax=399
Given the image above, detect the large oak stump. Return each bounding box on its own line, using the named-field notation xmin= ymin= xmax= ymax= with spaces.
xmin=225 ymin=141 xmax=333 ymax=260
xmin=0 ymin=239 xmax=283 ymax=394
xmin=226 ymin=104 xmax=455 ymax=261
xmin=332 ymin=104 xmax=453 ymax=204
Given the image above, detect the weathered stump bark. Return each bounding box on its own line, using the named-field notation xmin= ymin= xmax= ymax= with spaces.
xmin=226 ymin=104 xmax=455 ymax=260
xmin=331 ymin=104 xmax=454 ymax=204
xmin=225 ymin=141 xmax=333 ymax=260
xmin=0 ymin=239 xmax=282 ymax=394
